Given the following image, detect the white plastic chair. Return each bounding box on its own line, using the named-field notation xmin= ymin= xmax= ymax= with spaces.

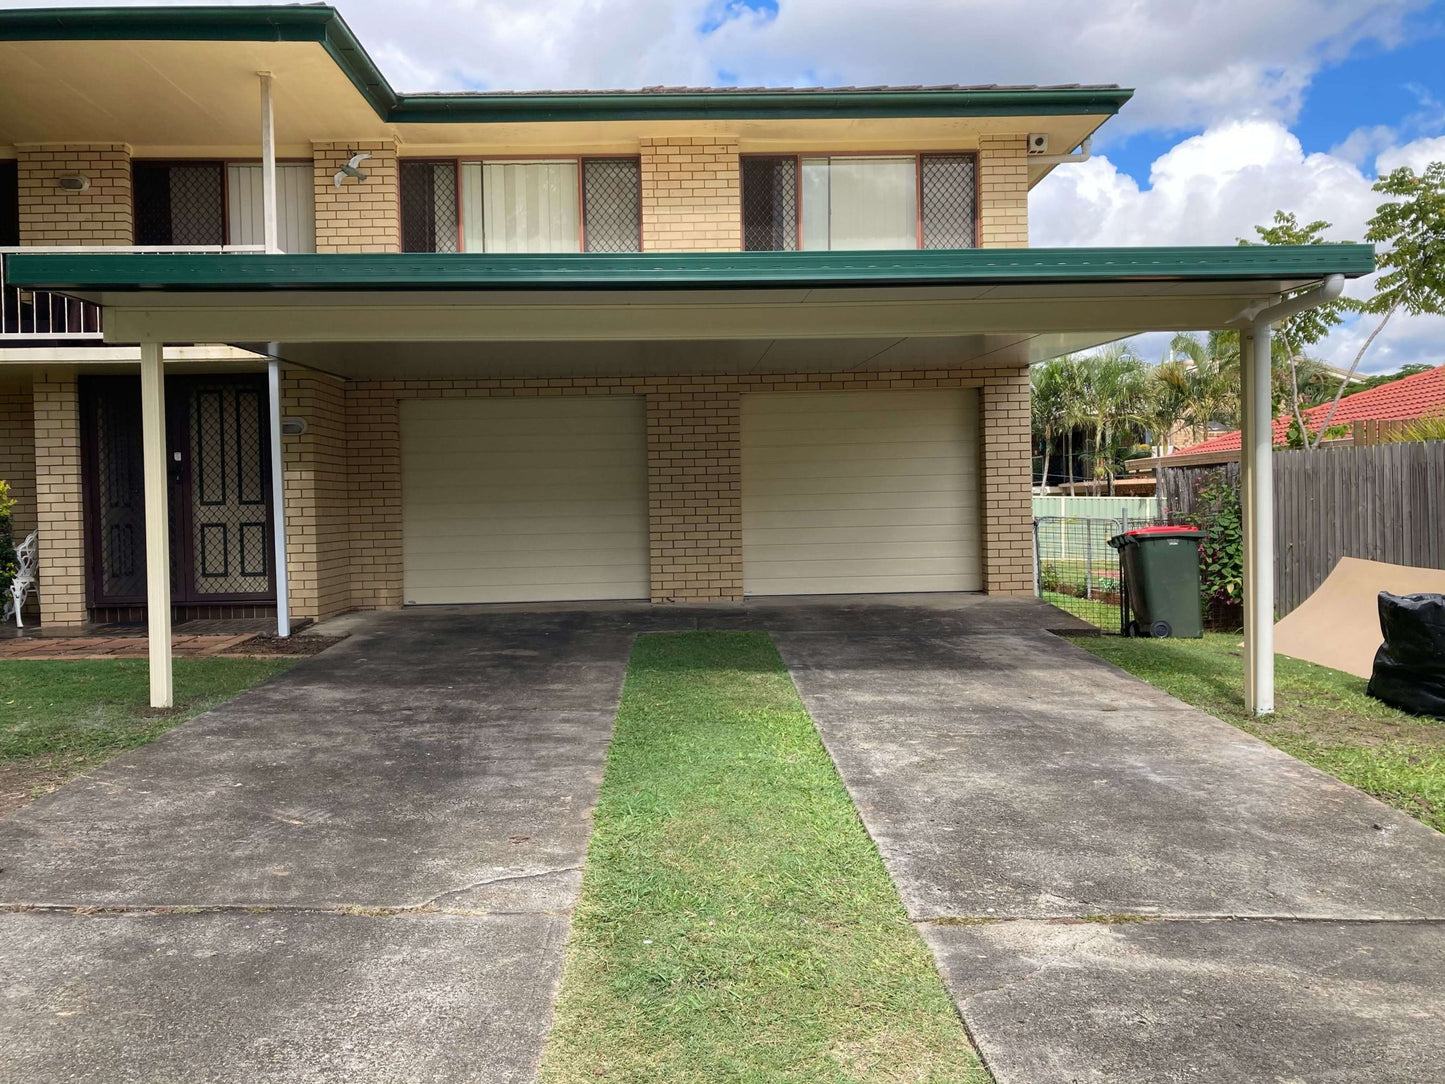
xmin=4 ymin=531 xmax=37 ymax=628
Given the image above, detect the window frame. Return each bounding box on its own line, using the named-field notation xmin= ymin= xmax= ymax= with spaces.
xmin=738 ymin=150 xmax=980 ymax=251
xmin=131 ymin=157 xmax=313 ymax=248
xmin=402 ymin=155 xmax=643 ymax=254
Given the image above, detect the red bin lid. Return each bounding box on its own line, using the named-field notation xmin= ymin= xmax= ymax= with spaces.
xmin=1124 ymin=525 xmax=1203 ymax=538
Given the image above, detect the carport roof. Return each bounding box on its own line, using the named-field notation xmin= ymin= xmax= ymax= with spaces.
xmin=4 ymin=245 xmax=1375 ymax=378
xmin=5 ymin=245 xmax=1376 ymax=294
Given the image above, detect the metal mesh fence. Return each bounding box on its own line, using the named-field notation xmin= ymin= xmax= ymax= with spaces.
xmin=399 ymin=161 xmax=459 ymax=253
xmin=741 ymin=156 xmax=798 ymax=251
xmin=1034 ymin=514 xmax=1172 ymax=632
xmin=921 ymin=154 xmax=977 ymax=249
xmin=583 ymin=158 xmax=642 ymax=252
xmin=133 ymin=163 xmax=224 ymax=246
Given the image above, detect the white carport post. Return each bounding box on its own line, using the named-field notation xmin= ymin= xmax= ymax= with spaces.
xmin=268 ymin=359 xmax=290 ymax=638
xmin=140 ymin=340 xmax=173 ymax=708
xmin=1239 ymin=324 xmax=1271 ymax=713
xmin=1239 ymin=274 xmax=1346 ymax=715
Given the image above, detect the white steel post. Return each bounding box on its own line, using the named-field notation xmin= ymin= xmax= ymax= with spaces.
xmin=1241 ymin=324 xmax=1275 ymax=714
xmin=140 ymin=341 xmax=173 ymax=708
xmin=268 ymin=360 xmax=290 ymax=637
xmin=259 ymin=71 xmax=279 ymax=254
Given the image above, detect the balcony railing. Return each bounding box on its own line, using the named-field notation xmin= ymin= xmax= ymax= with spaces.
xmin=1 ymin=246 xmax=264 ymax=342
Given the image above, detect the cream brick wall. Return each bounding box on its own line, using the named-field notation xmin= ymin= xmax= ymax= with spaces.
xmin=342 ymin=366 xmax=1033 ymax=607
xmin=647 ymin=384 xmax=742 ymax=600
xmin=281 ymin=371 xmax=352 ymax=621
xmin=313 ymin=140 xmax=398 ymax=253
xmin=979 ymin=367 xmax=1035 ymax=595
xmin=978 ymin=134 xmax=1029 ymax=248
xmin=16 ymin=143 xmax=134 ymax=246
xmin=0 ymin=381 xmax=37 ymax=540
xmin=32 ymin=373 xmax=88 ymax=626
xmin=640 ymin=137 xmax=741 ymax=251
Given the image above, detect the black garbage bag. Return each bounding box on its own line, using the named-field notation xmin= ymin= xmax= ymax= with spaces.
xmin=1366 ymin=592 xmax=1445 ymax=719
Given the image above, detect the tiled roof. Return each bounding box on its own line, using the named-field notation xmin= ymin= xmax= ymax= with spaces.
xmin=1173 ymin=364 xmax=1445 ymax=456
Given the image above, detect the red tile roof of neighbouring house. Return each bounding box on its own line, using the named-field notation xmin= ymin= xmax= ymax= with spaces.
xmin=1170 ymin=364 xmax=1445 ymax=457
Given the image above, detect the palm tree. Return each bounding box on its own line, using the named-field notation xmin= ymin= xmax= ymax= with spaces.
xmin=1030 ymin=357 xmax=1071 ymax=488
xmin=1168 ymin=331 xmax=1238 ymax=443
xmin=1074 ymin=344 xmax=1147 ymax=493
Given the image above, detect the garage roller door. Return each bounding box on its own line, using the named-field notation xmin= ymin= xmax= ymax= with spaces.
xmin=742 ymin=389 xmax=981 ymax=595
xmin=402 ymin=397 xmax=649 ymax=604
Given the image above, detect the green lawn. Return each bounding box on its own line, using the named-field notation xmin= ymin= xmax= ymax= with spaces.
xmin=540 ymin=631 xmax=988 ymax=1084
xmin=1078 ymin=634 xmax=1445 ymax=832
xmin=0 ymin=658 xmax=295 ymax=812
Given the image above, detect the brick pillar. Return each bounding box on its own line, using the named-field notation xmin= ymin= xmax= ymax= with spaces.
xmin=32 ymin=373 xmax=88 ymax=626
xmin=280 ymin=371 xmax=352 ymax=621
xmin=345 ymin=385 xmax=403 ymax=610
xmin=312 ymin=141 xmax=399 ymax=253
xmin=0 ymin=380 xmax=37 ymax=539
xmin=17 ymin=144 xmax=133 ymax=246
xmin=978 ymin=134 xmax=1029 ymax=248
xmin=646 ymin=380 xmax=743 ymax=601
xmin=640 ymin=137 xmax=741 ymax=251
xmin=980 ymin=366 xmax=1034 ymax=594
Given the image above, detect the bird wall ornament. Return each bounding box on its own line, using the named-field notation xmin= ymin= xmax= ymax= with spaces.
xmin=333 ymin=151 xmax=371 ymax=188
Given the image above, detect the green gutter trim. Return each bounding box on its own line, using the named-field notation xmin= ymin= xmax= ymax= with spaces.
xmin=4 ymin=246 xmax=1376 ymax=293
xmin=0 ymin=6 xmax=1132 ymax=123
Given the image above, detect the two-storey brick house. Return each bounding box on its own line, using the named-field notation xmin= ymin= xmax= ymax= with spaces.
xmin=0 ymin=5 xmax=1371 ymax=710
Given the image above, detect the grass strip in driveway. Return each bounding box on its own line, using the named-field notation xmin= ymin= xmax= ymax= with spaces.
xmin=540 ymin=630 xmax=989 ymax=1084
xmin=0 ymin=657 xmax=295 ymax=816
xmin=1079 ymin=633 xmax=1444 ymax=832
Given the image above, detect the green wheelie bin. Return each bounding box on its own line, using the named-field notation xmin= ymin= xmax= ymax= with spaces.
xmin=1108 ymin=526 xmax=1205 ymax=638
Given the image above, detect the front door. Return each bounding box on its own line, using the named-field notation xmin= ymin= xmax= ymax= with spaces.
xmin=81 ymin=374 xmax=275 ymax=608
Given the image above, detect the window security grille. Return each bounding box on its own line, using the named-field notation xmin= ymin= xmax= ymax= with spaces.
xmin=400 ymin=161 xmax=460 ymax=253
xmin=920 ymin=154 xmax=977 ymax=249
xmin=0 ymin=161 xmax=17 ymax=247
xmin=582 ymin=158 xmax=642 ymax=253
xmin=741 ymin=156 xmax=798 ymax=251
xmin=133 ymin=163 xmax=225 ymax=246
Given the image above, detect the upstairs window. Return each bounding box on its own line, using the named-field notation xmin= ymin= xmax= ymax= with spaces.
xmin=742 ymin=153 xmax=977 ymax=251
xmin=133 ymin=161 xmax=314 ymax=250
xmin=1 ymin=161 xmax=18 ymax=247
xmin=400 ymin=161 xmax=459 ymax=253
xmin=134 ymin=162 xmax=224 ymax=246
xmin=400 ymin=157 xmax=641 ymax=253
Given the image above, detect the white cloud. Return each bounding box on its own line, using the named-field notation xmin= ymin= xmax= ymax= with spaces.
xmin=6 ymin=0 xmax=1430 ymax=136
xmin=1032 ymin=121 xmax=1445 ymax=372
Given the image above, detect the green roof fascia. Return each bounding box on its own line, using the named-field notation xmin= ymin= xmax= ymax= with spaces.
xmin=3 ymin=246 xmax=1376 ymax=294
xmin=0 ymin=5 xmax=1132 ymax=123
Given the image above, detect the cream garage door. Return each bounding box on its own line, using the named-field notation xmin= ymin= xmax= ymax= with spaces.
xmin=402 ymin=397 xmax=649 ymax=604
xmin=742 ymin=389 xmax=981 ymax=595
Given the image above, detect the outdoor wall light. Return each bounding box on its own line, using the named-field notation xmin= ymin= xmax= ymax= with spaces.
xmin=57 ymin=175 xmax=90 ymax=192
xmin=280 ymin=417 xmax=308 ymax=436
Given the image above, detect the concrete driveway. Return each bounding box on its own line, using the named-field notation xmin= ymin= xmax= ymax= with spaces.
xmin=776 ymin=627 xmax=1445 ymax=1084
xmin=0 ymin=608 xmax=635 ymax=1084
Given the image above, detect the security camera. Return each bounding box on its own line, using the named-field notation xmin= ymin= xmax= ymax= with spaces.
xmin=1027 ymin=134 xmax=1049 ymax=155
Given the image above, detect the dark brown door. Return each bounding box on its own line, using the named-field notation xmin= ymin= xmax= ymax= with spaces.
xmin=81 ymin=374 xmax=275 ymax=608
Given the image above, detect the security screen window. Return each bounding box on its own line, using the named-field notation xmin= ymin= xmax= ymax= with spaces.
xmin=399 ymin=161 xmax=460 ymax=253
xmin=741 ymin=152 xmax=978 ymax=251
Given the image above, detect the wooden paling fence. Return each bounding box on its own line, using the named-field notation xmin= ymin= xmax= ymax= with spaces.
xmin=1161 ymin=442 xmax=1445 ymax=617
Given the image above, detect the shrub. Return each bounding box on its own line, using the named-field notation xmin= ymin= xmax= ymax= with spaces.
xmin=1039 ymin=561 xmax=1063 ymax=592
xmin=1185 ymin=469 xmax=1243 ymax=611
xmin=0 ymin=480 xmax=15 ymax=600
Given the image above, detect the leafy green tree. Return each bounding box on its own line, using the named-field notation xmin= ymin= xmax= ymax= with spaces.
xmin=1031 ymin=356 xmax=1072 ymax=488
xmin=1075 ymin=344 xmax=1147 ymax=493
xmin=1254 ymin=163 xmax=1445 ymax=451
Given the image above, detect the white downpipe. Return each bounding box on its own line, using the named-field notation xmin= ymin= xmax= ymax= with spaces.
xmin=268 ymin=359 xmax=290 ymax=637
xmin=1238 ymin=274 xmax=1345 ymax=714
xmin=140 ymin=341 xmax=173 ymax=708
xmin=259 ymin=71 xmax=279 ymax=255
xmin=1030 ymin=136 xmax=1091 ymax=166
